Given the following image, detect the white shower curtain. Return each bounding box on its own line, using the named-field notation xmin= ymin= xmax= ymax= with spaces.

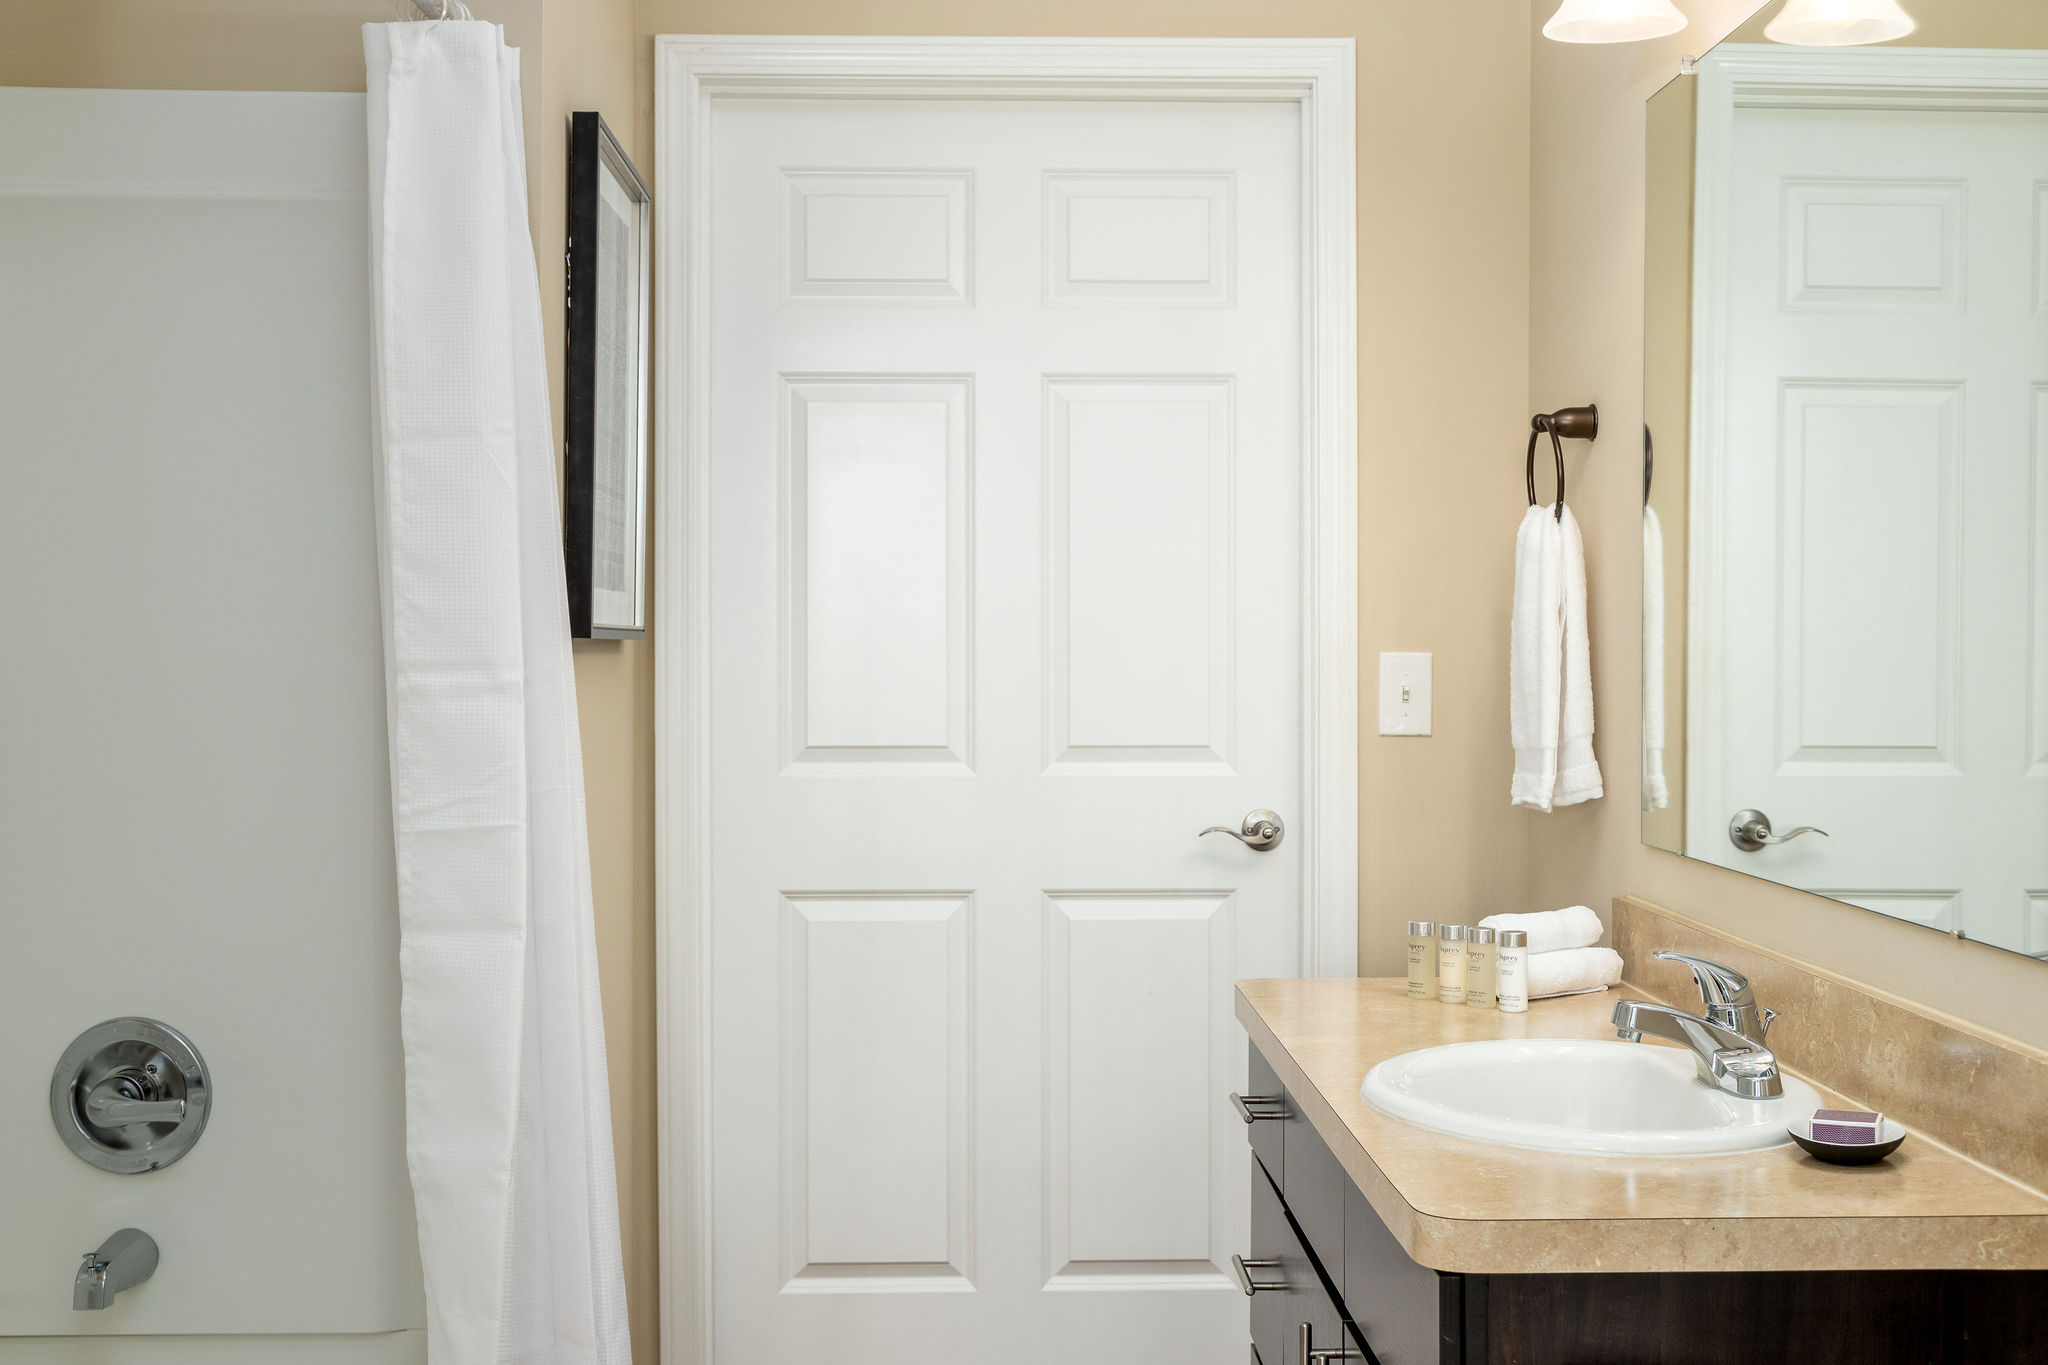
xmin=362 ymin=22 xmax=630 ymax=1365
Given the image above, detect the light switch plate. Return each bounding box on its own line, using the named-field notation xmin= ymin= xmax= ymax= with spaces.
xmin=1378 ymin=652 xmax=1432 ymax=736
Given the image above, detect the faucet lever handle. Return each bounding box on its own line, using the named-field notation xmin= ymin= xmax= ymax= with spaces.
xmin=82 ymin=1073 xmax=187 ymax=1129
xmin=1652 ymin=950 xmax=1750 ymax=1005
xmin=1654 ymin=950 xmax=1773 ymax=1039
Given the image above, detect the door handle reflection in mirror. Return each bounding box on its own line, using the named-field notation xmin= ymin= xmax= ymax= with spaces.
xmin=1199 ymin=809 xmax=1285 ymax=851
xmin=1728 ymin=808 xmax=1829 ymax=852
xmin=1231 ymin=1255 xmax=1284 ymax=1295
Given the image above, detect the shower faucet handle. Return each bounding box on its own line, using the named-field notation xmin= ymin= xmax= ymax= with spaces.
xmin=83 ymin=1073 xmax=187 ymax=1129
xmin=50 ymin=1017 xmax=212 ymax=1174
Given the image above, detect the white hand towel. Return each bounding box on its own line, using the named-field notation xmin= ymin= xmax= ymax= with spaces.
xmin=1527 ymin=946 xmax=1624 ymax=1000
xmin=1641 ymin=505 xmax=1668 ymax=811
xmin=1478 ymin=904 xmax=1603 ymax=957
xmin=1509 ymin=505 xmax=1564 ymax=810
xmin=1553 ymin=505 xmax=1603 ymax=806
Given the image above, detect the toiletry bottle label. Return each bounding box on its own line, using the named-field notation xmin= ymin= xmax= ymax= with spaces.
xmin=1436 ymin=942 xmax=1466 ymax=1004
xmin=1465 ymin=944 xmax=1496 ymax=1009
xmin=1406 ymin=938 xmax=1434 ymax=999
xmin=1496 ymin=946 xmax=1527 ymax=1013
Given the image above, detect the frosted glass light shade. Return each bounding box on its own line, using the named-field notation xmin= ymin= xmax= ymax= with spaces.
xmin=1764 ymin=0 xmax=1915 ymax=45
xmin=1542 ymin=0 xmax=1687 ymax=43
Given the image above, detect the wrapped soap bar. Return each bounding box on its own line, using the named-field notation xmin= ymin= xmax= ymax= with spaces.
xmin=1810 ymin=1109 xmax=1883 ymax=1145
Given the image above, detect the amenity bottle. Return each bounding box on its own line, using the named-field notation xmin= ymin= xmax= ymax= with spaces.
xmin=1436 ymin=924 xmax=1467 ymax=1005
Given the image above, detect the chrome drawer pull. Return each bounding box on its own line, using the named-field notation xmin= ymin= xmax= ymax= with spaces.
xmin=1231 ymin=1092 xmax=1287 ymax=1124
xmin=1299 ymin=1323 xmax=1365 ymax=1363
xmin=1231 ymin=1254 xmax=1285 ymax=1296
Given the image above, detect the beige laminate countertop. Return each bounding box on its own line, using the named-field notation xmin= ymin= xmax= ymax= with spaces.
xmin=1237 ymin=977 xmax=2048 ymax=1274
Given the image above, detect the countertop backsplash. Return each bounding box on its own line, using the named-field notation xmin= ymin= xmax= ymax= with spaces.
xmin=1611 ymin=895 xmax=2048 ymax=1196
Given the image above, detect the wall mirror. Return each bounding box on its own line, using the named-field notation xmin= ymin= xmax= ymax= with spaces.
xmin=1642 ymin=5 xmax=2048 ymax=961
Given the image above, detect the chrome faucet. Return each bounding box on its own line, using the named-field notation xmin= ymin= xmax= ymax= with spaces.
xmin=1613 ymin=951 xmax=1783 ymax=1099
xmin=74 ymin=1228 xmax=157 ymax=1310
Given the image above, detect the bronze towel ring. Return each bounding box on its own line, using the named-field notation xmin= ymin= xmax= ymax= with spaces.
xmin=1643 ymin=422 xmax=1654 ymax=507
xmin=1526 ymin=404 xmax=1599 ymax=521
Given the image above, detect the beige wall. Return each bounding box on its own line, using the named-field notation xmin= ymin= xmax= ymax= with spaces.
xmin=2 ymin=7 xmax=659 ymax=1360
xmin=1528 ymin=0 xmax=2048 ymax=1051
xmin=633 ymin=0 xmax=1539 ymax=985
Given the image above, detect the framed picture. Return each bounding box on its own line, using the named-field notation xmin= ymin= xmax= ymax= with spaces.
xmin=564 ymin=111 xmax=650 ymax=639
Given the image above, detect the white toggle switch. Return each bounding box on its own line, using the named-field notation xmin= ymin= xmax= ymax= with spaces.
xmin=1378 ymin=652 xmax=1432 ymax=736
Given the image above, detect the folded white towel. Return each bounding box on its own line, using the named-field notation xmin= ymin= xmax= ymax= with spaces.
xmin=1527 ymin=946 xmax=1623 ymax=1000
xmin=1478 ymin=904 xmax=1603 ymax=957
xmin=1554 ymin=505 xmax=1603 ymax=806
xmin=1641 ymin=505 xmax=1668 ymax=811
xmin=1509 ymin=505 xmax=1564 ymax=810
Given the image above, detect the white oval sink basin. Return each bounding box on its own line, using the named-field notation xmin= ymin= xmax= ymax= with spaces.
xmin=1360 ymin=1038 xmax=1821 ymax=1157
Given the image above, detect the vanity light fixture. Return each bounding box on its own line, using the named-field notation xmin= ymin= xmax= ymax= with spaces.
xmin=1541 ymin=0 xmax=1687 ymax=44
xmin=1764 ymin=0 xmax=1915 ymax=46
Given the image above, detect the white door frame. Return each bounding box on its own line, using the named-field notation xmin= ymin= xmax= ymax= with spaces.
xmin=651 ymin=36 xmax=1358 ymax=1364
xmin=1684 ymin=43 xmax=2048 ymax=855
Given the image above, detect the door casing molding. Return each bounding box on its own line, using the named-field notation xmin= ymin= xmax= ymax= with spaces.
xmin=651 ymin=36 xmax=1358 ymax=1364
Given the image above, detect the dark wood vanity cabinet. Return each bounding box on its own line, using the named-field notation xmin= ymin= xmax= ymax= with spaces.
xmin=1249 ymin=1162 xmax=1349 ymax=1365
xmin=1243 ymin=1043 xmax=2048 ymax=1365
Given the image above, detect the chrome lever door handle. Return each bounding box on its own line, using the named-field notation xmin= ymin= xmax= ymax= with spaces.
xmin=1199 ymin=809 xmax=1284 ymax=851
xmin=1231 ymin=1255 xmax=1284 ymax=1295
xmin=1728 ymin=808 xmax=1828 ymax=852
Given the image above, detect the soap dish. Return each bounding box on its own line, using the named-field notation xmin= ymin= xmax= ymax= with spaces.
xmin=1789 ymin=1116 xmax=1907 ymax=1165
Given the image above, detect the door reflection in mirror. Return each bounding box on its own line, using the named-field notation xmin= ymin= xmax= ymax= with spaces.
xmin=1642 ymin=22 xmax=2048 ymax=962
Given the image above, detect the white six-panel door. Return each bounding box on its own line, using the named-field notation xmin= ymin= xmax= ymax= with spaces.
xmin=1697 ymin=75 xmax=2048 ymax=950
xmin=706 ymin=95 xmax=1303 ymax=1363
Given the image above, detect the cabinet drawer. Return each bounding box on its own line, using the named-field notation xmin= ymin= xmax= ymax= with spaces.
xmin=1249 ymin=1159 xmax=1350 ymax=1365
xmin=1243 ymin=1043 xmax=1287 ymax=1183
xmin=1344 ymin=1178 xmax=1457 ymax=1365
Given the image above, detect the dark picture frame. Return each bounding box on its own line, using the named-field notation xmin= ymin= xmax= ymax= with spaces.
xmin=564 ymin=111 xmax=651 ymax=640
